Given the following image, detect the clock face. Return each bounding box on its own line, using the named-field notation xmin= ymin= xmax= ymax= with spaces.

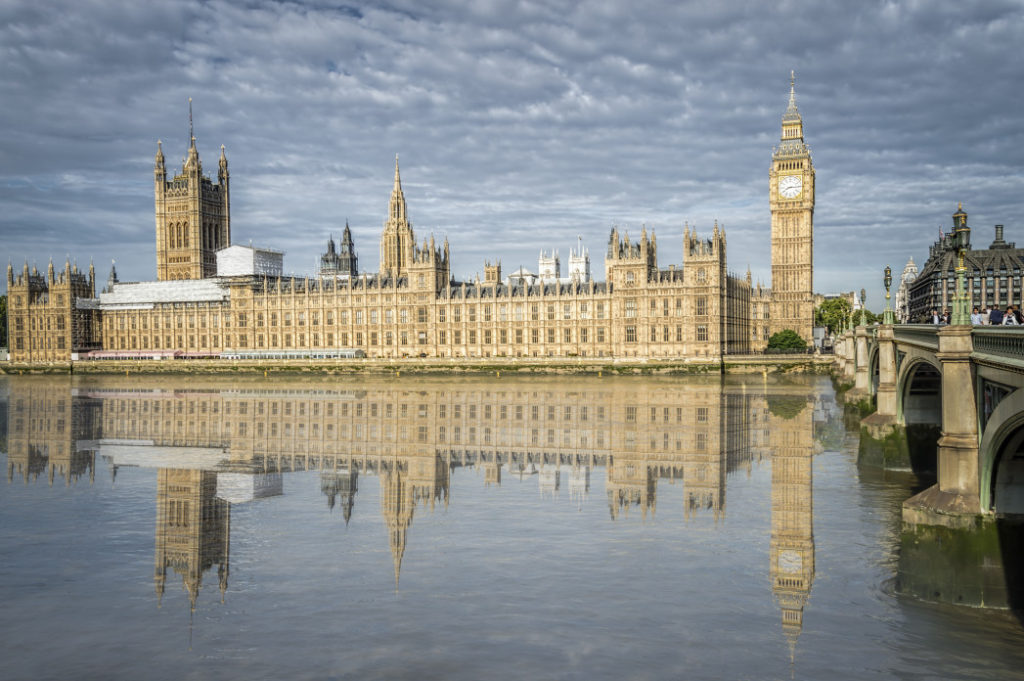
xmin=778 ymin=175 xmax=803 ymax=199
xmin=778 ymin=550 xmax=802 ymax=573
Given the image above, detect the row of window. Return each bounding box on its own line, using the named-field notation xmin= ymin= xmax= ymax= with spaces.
xmin=106 ymin=322 xmax=720 ymax=350
xmin=102 ymin=296 xmax=718 ymax=331
xmin=101 ymin=397 xmax=730 ymax=425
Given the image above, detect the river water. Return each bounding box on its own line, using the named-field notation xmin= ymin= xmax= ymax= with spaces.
xmin=1 ymin=373 xmax=1023 ymax=680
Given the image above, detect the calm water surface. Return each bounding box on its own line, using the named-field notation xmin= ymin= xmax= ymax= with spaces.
xmin=2 ymin=373 xmax=1023 ymax=680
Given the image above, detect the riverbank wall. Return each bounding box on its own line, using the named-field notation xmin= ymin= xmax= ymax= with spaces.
xmin=0 ymin=355 xmax=832 ymax=377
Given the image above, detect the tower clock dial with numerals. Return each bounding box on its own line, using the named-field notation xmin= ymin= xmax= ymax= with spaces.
xmin=778 ymin=175 xmax=803 ymax=199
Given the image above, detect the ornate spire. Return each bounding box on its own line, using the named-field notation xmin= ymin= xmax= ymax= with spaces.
xmin=104 ymin=260 xmax=118 ymax=293
xmin=183 ymin=99 xmax=201 ymax=171
xmin=775 ymin=71 xmax=808 ymax=158
xmin=389 ymin=154 xmax=408 ymax=223
xmin=782 ymin=71 xmax=802 ymax=125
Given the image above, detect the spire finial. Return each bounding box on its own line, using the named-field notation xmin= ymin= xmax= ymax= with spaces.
xmin=188 ymin=97 xmax=194 ymax=147
xmin=787 ymin=71 xmax=798 ymax=112
xmin=394 ymin=154 xmax=402 ymax=190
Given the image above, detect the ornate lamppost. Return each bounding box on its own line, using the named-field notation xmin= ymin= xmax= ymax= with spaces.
xmin=859 ymin=288 xmax=868 ymax=327
xmin=951 ymin=248 xmax=970 ymax=326
xmin=883 ymin=265 xmax=895 ymax=324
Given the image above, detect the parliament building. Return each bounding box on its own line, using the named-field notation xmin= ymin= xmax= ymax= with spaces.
xmin=7 ymin=78 xmax=816 ymax=362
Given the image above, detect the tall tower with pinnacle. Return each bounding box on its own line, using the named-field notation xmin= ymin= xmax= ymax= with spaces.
xmin=769 ymin=73 xmax=815 ymax=342
xmin=380 ymin=155 xmax=415 ymax=280
xmin=154 ymin=99 xmax=231 ymax=281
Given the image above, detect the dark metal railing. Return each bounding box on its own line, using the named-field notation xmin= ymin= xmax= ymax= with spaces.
xmin=971 ymin=327 xmax=1024 ymax=361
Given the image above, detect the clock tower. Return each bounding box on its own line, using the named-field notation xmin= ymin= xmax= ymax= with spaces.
xmin=769 ymin=73 xmax=815 ymax=342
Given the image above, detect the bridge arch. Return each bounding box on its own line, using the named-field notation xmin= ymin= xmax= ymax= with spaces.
xmin=869 ymin=345 xmax=880 ymax=396
xmin=895 ymin=354 xmax=943 ymax=476
xmin=980 ymin=388 xmax=1024 ymax=514
xmin=896 ymin=354 xmax=942 ymax=425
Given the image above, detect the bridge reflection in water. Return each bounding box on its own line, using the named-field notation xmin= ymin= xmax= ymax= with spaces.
xmin=5 ymin=375 xmax=824 ymax=656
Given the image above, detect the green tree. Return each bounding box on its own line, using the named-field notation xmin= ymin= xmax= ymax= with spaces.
xmin=766 ymin=329 xmax=808 ymax=353
xmin=766 ymin=394 xmax=808 ymax=420
xmin=814 ymin=297 xmax=852 ymax=334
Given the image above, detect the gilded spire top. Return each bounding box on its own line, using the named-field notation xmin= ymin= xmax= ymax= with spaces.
xmin=393 ymin=154 xmax=402 ymax=192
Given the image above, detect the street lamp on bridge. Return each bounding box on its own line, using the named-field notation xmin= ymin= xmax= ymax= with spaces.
xmin=951 ymin=248 xmax=970 ymax=326
xmin=883 ymin=265 xmax=895 ymax=325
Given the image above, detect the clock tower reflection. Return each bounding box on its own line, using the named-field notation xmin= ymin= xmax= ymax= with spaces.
xmin=767 ymin=391 xmax=816 ymax=662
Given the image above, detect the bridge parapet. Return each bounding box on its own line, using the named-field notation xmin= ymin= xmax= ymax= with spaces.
xmin=971 ymin=327 xmax=1024 ymax=366
xmin=893 ymin=325 xmax=940 ymax=351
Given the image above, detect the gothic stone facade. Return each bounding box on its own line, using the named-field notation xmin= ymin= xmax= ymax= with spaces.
xmin=6 ymin=260 xmax=101 ymax=361
xmin=154 ymin=137 xmax=230 ymax=281
xmin=8 ymin=79 xmax=818 ymax=362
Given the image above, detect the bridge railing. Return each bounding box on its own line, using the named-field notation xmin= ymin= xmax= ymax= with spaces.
xmin=971 ymin=327 xmax=1024 ymax=363
xmin=892 ymin=324 xmax=940 ymax=351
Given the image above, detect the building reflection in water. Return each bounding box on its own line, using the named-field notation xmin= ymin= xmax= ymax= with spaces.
xmin=766 ymin=391 xmax=817 ymax=662
xmin=4 ymin=376 xmax=821 ymax=655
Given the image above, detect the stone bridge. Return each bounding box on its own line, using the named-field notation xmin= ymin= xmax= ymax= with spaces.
xmin=834 ymin=324 xmax=1024 ymax=525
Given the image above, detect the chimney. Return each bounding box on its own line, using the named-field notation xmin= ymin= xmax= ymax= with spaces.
xmin=992 ymin=224 xmax=1007 ymax=249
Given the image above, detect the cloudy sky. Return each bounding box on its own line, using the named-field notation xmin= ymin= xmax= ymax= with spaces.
xmin=2 ymin=0 xmax=1023 ymax=306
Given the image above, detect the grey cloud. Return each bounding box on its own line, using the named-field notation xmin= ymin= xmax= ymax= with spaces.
xmin=1 ymin=0 xmax=1022 ymax=307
